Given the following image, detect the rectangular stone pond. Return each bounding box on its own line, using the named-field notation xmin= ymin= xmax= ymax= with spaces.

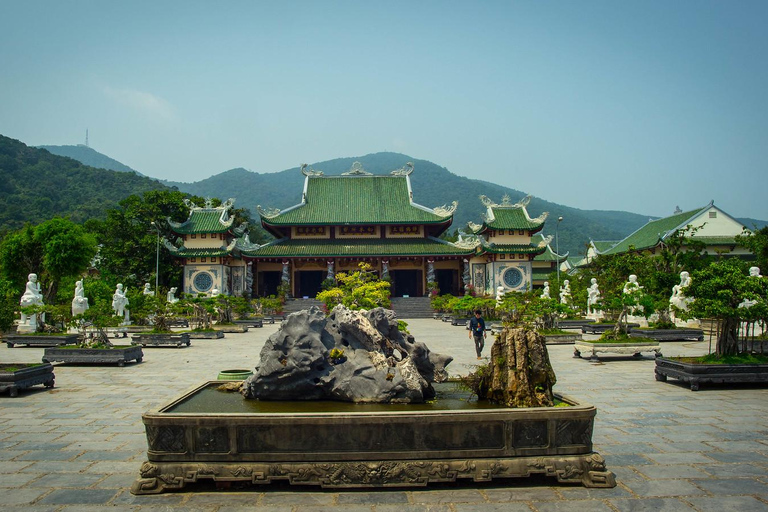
xmin=131 ymin=381 xmax=615 ymax=494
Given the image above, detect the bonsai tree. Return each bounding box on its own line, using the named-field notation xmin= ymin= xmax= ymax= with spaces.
xmin=683 ymin=258 xmax=768 ymax=356
xmin=316 ymin=263 xmax=391 ymax=311
xmin=496 ymin=290 xmax=570 ymax=330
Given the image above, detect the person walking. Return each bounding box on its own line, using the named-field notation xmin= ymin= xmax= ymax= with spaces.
xmin=468 ymin=309 xmax=487 ymax=359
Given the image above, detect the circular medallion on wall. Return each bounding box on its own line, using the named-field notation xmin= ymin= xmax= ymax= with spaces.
xmin=193 ymin=271 xmax=214 ymax=292
xmin=502 ymin=267 xmax=523 ymax=288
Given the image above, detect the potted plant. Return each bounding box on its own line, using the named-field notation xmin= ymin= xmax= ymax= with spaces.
xmin=130 ymin=295 xmax=191 ymax=347
xmin=655 ymin=259 xmax=768 ymax=390
xmin=42 ymin=300 xmax=143 ymax=366
xmin=0 ymin=363 xmax=55 ymax=397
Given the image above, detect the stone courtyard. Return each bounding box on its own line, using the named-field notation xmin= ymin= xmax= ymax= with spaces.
xmin=1 ymin=318 xmax=767 ymax=511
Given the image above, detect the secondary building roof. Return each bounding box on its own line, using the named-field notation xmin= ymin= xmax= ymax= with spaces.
xmin=470 ymin=195 xmax=547 ymax=234
xmin=168 ymin=199 xmax=236 ymax=235
xmin=600 ymin=202 xmax=746 ymax=256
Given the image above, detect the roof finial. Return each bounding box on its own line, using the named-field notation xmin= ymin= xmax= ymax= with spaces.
xmin=342 ymin=161 xmax=372 ymax=176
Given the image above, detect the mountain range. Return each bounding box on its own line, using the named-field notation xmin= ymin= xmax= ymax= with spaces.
xmin=0 ymin=136 xmax=167 ymax=233
xmin=23 ymin=143 xmax=768 ymax=257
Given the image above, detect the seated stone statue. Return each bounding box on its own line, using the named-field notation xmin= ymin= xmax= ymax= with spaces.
xmin=559 ymin=280 xmax=571 ymax=305
xmin=71 ymin=280 xmax=89 ymax=316
xmin=623 ymin=274 xmax=643 ymax=296
xmin=669 ymin=271 xmax=691 ymax=312
xmin=496 ymin=285 xmax=505 ymax=305
xmin=112 ymin=284 xmax=130 ymax=323
xmin=587 ymin=278 xmax=601 ymax=315
xmin=143 ymin=283 xmax=154 ymax=296
xmin=19 ymin=273 xmax=45 ymax=330
xmin=210 ymin=287 xmax=220 ymax=297
xmin=541 ymin=281 xmax=550 ymax=299
xmin=749 ymin=266 xmax=762 ymax=278
xmin=167 ymin=287 xmax=178 ymax=304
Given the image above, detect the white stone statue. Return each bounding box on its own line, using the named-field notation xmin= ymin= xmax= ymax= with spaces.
xmin=559 ymin=280 xmax=571 ymax=305
xmin=210 ymin=287 xmax=220 ymax=297
xmin=167 ymin=287 xmax=178 ymax=304
xmin=739 ymin=267 xmax=763 ymax=309
xmin=541 ymin=281 xmax=550 ymax=299
xmin=669 ymin=271 xmax=691 ymax=312
xmin=496 ymin=285 xmax=505 ymax=305
xmin=143 ymin=283 xmax=154 ymax=296
xmin=587 ymin=278 xmax=601 ymax=315
xmin=623 ymin=274 xmax=643 ymax=296
xmin=71 ymin=280 xmax=89 ymax=316
xmin=19 ymin=273 xmax=44 ymax=332
xmin=112 ymin=284 xmax=130 ymax=323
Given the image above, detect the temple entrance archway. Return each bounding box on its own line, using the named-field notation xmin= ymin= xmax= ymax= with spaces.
xmin=390 ymin=270 xmax=422 ymax=297
xmin=435 ymin=269 xmax=459 ymax=296
xmin=297 ymin=270 xmax=324 ymax=298
xmin=257 ymin=271 xmax=281 ymax=297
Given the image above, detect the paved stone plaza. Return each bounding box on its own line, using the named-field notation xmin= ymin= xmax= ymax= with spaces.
xmin=1 ymin=319 xmax=767 ymax=511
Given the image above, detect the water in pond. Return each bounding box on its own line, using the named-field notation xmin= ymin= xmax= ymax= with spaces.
xmin=166 ymin=382 xmax=508 ymax=414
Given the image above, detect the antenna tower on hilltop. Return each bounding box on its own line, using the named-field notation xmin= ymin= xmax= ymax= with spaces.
xmin=85 ymin=129 xmax=89 ymax=147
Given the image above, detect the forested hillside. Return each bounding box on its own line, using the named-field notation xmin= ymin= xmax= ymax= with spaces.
xmin=166 ymin=153 xmax=653 ymax=257
xmin=0 ymin=135 xmax=169 ymax=233
xmin=37 ymin=144 xmax=143 ymax=175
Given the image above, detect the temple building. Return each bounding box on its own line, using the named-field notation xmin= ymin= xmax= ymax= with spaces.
xmin=581 ymin=202 xmax=750 ymax=263
xmin=164 ymin=162 xmax=554 ymax=298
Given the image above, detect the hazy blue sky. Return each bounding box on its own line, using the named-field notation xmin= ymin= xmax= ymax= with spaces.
xmin=1 ymin=1 xmax=767 ymax=220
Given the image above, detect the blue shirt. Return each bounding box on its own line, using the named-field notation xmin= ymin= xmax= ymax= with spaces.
xmin=469 ymin=317 xmax=485 ymax=336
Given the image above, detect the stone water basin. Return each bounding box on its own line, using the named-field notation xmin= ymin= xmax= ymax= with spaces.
xmin=131 ymin=382 xmax=615 ymax=493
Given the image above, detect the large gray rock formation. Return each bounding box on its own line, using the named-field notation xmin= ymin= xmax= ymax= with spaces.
xmin=242 ymin=305 xmax=452 ymax=403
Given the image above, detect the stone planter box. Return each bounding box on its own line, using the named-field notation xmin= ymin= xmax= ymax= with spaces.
xmin=131 ymin=333 xmax=191 ymax=348
xmin=0 ymin=363 xmax=55 ymax=397
xmin=188 ymin=330 xmax=225 ymax=339
xmin=234 ymin=318 xmax=263 ymax=328
xmin=131 ymin=381 xmax=615 ymax=494
xmin=4 ymin=333 xmax=79 ymax=348
xmin=557 ymin=319 xmax=595 ymax=329
xmin=42 ymin=345 xmax=143 ymax=366
xmin=655 ymin=357 xmax=768 ymax=391
xmin=451 ymin=317 xmax=470 ymax=326
xmin=574 ymin=340 xmax=662 ymax=361
xmin=545 ymin=333 xmax=582 ymax=345
xmin=213 ymin=324 xmax=249 ymax=333
xmin=630 ymin=329 xmax=704 ymax=342
xmin=581 ymin=323 xmax=640 ymax=335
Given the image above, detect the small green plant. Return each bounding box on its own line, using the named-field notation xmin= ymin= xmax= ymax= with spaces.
xmin=328 ymin=348 xmax=345 ymax=363
xmin=397 ymin=320 xmax=409 ymax=333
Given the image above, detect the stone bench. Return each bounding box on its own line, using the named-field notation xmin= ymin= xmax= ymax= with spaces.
xmin=574 ymin=340 xmax=661 ymax=361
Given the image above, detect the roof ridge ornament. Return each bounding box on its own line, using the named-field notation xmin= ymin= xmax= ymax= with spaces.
xmin=256 ymin=205 xmax=282 ymax=219
xmin=467 ymin=221 xmax=483 ymax=233
xmin=342 ymin=161 xmax=372 ymax=176
xmin=432 ymin=200 xmax=458 ymax=217
xmin=454 ymin=232 xmax=483 ymax=249
xmin=537 ymin=234 xmax=554 ymax=248
xmin=529 ymin=211 xmax=549 ymax=223
xmin=162 ymin=237 xmax=183 ymax=251
xmin=390 ymin=162 xmax=414 ymax=176
xmin=301 ymin=163 xmax=324 ymax=177
xmin=479 ymin=195 xmax=495 ymax=207
xmin=512 ymin=195 xmax=531 ymax=208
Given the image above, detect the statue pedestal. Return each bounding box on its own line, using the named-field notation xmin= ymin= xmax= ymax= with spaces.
xmin=16 ymin=323 xmax=37 ymax=334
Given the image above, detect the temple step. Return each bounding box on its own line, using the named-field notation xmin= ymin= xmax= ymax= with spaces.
xmin=390 ymin=297 xmax=435 ymax=319
xmin=282 ymin=298 xmax=325 ymax=314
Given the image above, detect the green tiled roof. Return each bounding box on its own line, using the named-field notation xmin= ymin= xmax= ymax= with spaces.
xmin=165 ymin=247 xmax=232 ymax=257
xmin=531 ymin=234 xmax=568 ymax=262
xmin=592 ymin=240 xmax=619 ymax=253
xmin=483 ymin=207 xmax=546 ymax=231
xmin=169 ymin=208 xmax=234 ymax=234
xmin=241 ymin=237 xmax=472 ymax=258
xmin=695 ymin=236 xmax=738 ymax=245
xmin=261 ymin=176 xmax=452 ymax=226
xmin=602 ymin=206 xmax=708 ymax=255
xmin=483 ymin=243 xmax=546 ymax=255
